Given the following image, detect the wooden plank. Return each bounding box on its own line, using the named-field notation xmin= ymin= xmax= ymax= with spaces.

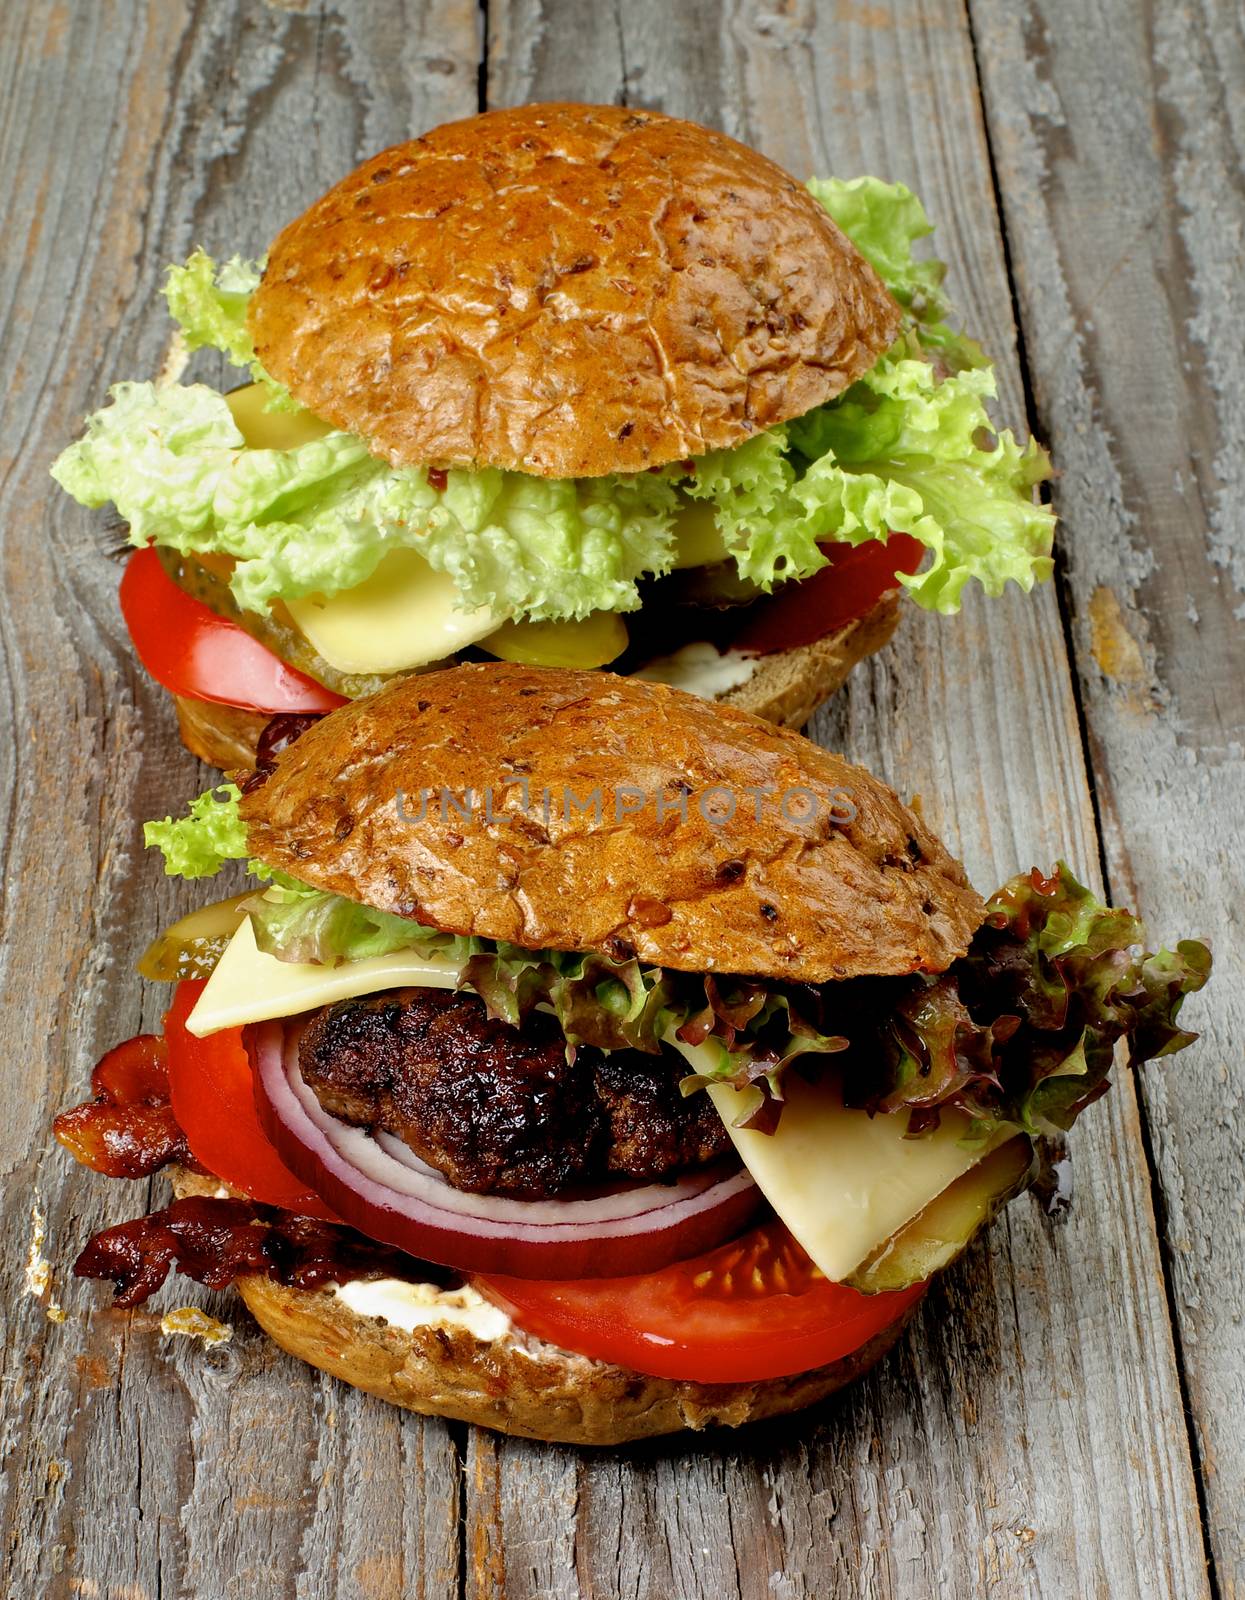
xmin=0 ymin=3 xmax=477 ymax=1597
xmin=1 ymin=2 xmax=1227 ymax=1597
xmin=475 ymin=2 xmax=1211 ymax=1597
xmin=968 ymin=0 xmax=1245 ymax=1590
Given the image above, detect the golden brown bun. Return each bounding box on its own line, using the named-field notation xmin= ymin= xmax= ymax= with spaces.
xmin=167 ymin=1167 xmax=908 ymax=1444
xmin=173 ymin=695 xmax=271 ymax=770
xmin=238 ymin=1272 xmax=907 ymax=1446
xmin=169 ymin=598 xmax=899 ymax=769
xmin=248 ymin=104 xmax=900 ymax=478
xmin=240 ymin=662 xmax=983 ymax=981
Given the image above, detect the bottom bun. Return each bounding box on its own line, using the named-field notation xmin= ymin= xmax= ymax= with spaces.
xmin=169 ymin=595 xmax=901 ymax=771
xmin=170 ymin=1168 xmax=910 ymax=1445
xmin=238 ymin=1274 xmax=907 ymax=1446
xmin=720 ymin=591 xmax=901 ymax=728
xmin=173 ymin=694 xmax=272 ymax=770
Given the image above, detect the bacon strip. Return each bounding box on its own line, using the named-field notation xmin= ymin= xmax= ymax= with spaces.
xmin=53 ymin=1034 xmax=190 ymax=1179
xmin=74 ymin=1195 xmax=442 ymax=1308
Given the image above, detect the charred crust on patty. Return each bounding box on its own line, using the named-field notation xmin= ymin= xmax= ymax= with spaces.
xmin=297 ymin=988 xmax=729 ymax=1199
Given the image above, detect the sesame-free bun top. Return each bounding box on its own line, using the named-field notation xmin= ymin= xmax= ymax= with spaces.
xmin=247 ymin=103 xmax=900 ymax=478
xmin=239 ymin=664 xmax=983 ymax=982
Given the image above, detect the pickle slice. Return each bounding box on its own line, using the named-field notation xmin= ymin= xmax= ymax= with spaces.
xmin=846 ymin=1134 xmax=1035 ymax=1293
xmin=138 ymin=893 xmax=253 ymax=982
xmin=481 ymin=611 xmax=629 ymax=669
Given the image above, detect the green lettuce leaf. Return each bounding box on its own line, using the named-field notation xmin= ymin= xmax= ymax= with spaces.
xmin=144 ymin=784 xmax=249 ymax=879
xmin=788 ymin=355 xmax=1055 ymax=611
xmin=50 ymin=379 xmax=679 ymax=621
xmin=165 ymin=250 xmax=263 ymax=372
xmin=50 ymin=381 xmax=249 ymax=543
xmin=243 ymin=877 xmax=462 ymax=965
xmin=56 ymin=194 xmax=1053 ymax=622
xmin=685 ymin=354 xmax=1055 ymax=610
xmin=846 ymin=864 xmax=1212 ymax=1137
xmin=165 ymin=249 xmax=297 ymax=409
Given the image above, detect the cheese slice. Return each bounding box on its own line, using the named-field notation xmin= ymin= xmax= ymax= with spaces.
xmin=226 ymin=382 xmax=333 ymax=450
xmin=705 ymin=1073 xmax=1013 ymax=1282
xmin=670 ymin=497 xmax=729 ymax=568
xmin=284 ymin=547 xmax=501 ymax=675
xmin=668 ymin=1033 xmax=1014 ymax=1279
xmin=186 ymin=917 xmax=461 ymax=1037
xmin=226 ymin=383 xmax=501 ymax=673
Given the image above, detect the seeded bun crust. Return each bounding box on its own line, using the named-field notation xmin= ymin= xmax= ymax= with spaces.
xmin=248 ymin=103 xmax=900 ymax=479
xmin=237 ymin=1273 xmax=908 ymax=1446
xmin=239 ymin=662 xmax=983 ymax=982
xmin=169 ymin=1167 xmax=911 ymax=1445
xmin=721 ymin=589 xmax=901 ymax=728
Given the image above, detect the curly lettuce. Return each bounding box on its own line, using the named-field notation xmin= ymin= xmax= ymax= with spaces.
xmin=54 ymin=180 xmax=1053 ymax=623
xmin=843 ymin=865 xmax=1211 ymax=1138
xmin=165 ymin=251 xmax=263 ymax=373
xmin=788 ymin=356 xmax=1055 ymax=610
xmin=242 ymin=875 xmax=463 ymax=965
xmin=144 ymin=793 xmax=1207 ymax=1147
xmin=808 ymin=176 xmax=985 ymax=368
xmin=51 ymin=381 xmax=678 ymax=619
xmin=144 ymin=784 xmax=249 ymax=879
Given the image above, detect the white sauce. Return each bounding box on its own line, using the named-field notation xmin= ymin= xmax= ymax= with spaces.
xmin=334 ymin=1277 xmax=511 ymax=1342
xmin=634 ymin=641 xmax=759 ymax=699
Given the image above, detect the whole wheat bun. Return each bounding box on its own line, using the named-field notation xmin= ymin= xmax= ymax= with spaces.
xmin=240 ymin=661 xmax=982 ymax=982
xmin=248 ymin=103 xmax=900 ymax=479
xmin=171 ymin=594 xmax=901 ymax=770
xmin=237 ymin=1274 xmax=907 ymax=1445
xmin=173 ymin=694 xmax=272 ymax=770
xmin=169 ymin=1168 xmax=909 ymax=1445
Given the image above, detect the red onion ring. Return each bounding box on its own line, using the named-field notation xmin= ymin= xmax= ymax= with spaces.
xmin=249 ymin=1018 xmax=760 ymax=1279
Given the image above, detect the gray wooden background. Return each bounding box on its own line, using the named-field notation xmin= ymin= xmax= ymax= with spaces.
xmin=1 ymin=2 xmax=1241 ymax=1596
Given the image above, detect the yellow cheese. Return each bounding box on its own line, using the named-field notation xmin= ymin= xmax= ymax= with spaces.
xmin=187 ymin=916 xmax=461 ymax=1037
xmin=284 ymin=547 xmax=501 ymax=674
xmin=704 ymin=1072 xmax=1013 ymax=1283
xmin=670 ymin=497 xmax=729 ymax=568
xmin=223 ymin=388 xmax=501 ymax=674
xmin=225 ymin=382 xmax=333 ymax=450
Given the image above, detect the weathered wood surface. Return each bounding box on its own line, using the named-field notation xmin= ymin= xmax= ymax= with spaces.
xmin=970 ymin=2 xmax=1245 ymax=1591
xmin=0 ymin=1 xmax=1236 ymax=1596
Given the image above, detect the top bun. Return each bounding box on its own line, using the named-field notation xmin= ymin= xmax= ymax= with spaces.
xmin=247 ymin=103 xmax=900 ymax=478
xmin=239 ymin=665 xmax=983 ymax=982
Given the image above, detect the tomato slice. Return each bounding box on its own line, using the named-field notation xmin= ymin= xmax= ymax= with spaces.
xmin=731 ymin=534 xmax=926 ymax=656
xmin=164 ymin=981 xmax=339 ymax=1219
xmin=120 ymin=548 xmax=347 ymax=715
xmin=478 ymin=1219 xmax=926 ymax=1382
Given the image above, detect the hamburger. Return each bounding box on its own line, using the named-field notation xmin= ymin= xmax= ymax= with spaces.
xmin=53 ymin=665 xmax=1209 ymax=1444
xmin=51 ymin=103 xmax=1055 ymax=769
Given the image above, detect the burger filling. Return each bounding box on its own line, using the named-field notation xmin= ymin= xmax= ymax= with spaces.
xmin=51 ymin=179 xmax=1055 ymax=703
xmin=48 ymin=773 xmax=1209 ymax=1387
xmin=296 ymin=988 xmax=729 ymax=1199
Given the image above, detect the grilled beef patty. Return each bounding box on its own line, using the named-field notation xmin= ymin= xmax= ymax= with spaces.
xmin=297 ymin=988 xmax=731 ymax=1200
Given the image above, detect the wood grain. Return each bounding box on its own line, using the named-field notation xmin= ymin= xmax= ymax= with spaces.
xmin=475 ymin=1 xmax=1212 ymax=1596
xmin=969 ymin=0 xmax=1245 ymax=1590
xmin=0 ymin=0 xmax=1232 ymax=1596
xmin=0 ymin=3 xmax=477 ymax=1597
